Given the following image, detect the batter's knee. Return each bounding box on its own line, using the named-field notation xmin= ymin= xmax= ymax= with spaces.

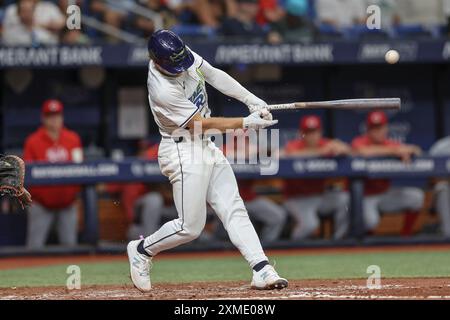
xmin=181 ymin=220 xmax=206 ymax=241
xmin=182 ymin=228 xmax=203 ymax=241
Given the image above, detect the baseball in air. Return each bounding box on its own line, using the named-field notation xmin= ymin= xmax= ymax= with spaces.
xmin=385 ymin=50 xmax=400 ymax=64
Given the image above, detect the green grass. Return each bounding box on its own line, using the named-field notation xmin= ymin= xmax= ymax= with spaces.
xmin=1 ymin=250 xmax=450 ymax=288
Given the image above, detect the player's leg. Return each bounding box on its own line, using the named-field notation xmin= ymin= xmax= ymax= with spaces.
xmin=128 ymin=141 xmax=211 ymax=291
xmin=206 ymin=151 xmax=287 ymax=289
xmin=378 ymin=187 xmax=424 ymax=212
xmin=134 ymin=192 xmax=164 ymax=236
xmin=246 ymin=197 xmax=287 ymax=243
xmin=206 ymin=163 xmax=267 ymax=267
xmin=142 ymin=146 xmax=210 ymax=256
xmin=318 ymin=191 xmax=350 ymax=239
xmin=378 ymin=187 xmax=425 ymax=235
xmin=362 ymin=195 xmax=382 ymax=232
xmin=284 ymin=196 xmax=321 ymax=240
xmin=56 ymin=204 xmax=78 ymax=246
xmin=435 ymin=181 xmax=450 ymax=237
xmin=26 ymin=203 xmax=55 ymax=249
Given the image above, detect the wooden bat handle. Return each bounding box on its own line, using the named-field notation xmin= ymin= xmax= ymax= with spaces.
xmin=267 ymin=98 xmax=401 ymax=111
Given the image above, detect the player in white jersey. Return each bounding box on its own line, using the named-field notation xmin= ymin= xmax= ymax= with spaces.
xmin=127 ymin=30 xmax=288 ymax=291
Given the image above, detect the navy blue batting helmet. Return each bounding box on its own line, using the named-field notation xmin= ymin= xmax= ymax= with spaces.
xmin=148 ymin=30 xmax=194 ymax=74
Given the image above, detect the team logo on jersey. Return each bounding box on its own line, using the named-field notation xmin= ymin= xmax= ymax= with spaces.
xmin=189 ymin=80 xmax=206 ymax=109
xmin=46 ymin=146 xmax=69 ymax=162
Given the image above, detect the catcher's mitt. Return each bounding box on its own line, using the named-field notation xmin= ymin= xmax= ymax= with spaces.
xmin=0 ymin=155 xmax=32 ymax=209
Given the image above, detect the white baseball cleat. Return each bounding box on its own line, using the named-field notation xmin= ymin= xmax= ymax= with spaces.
xmin=251 ymin=265 xmax=289 ymax=290
xmin=127 ymin=240 xmax=152 ymax=292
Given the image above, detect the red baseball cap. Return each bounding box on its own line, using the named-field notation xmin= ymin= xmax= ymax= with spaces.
xmin=367 ymin=111 xmax=388 ymax=128
xmin=300 ymin=115 xmax=322 ymax=132
xmin=42 ymin=99 xmax=63 ymax=115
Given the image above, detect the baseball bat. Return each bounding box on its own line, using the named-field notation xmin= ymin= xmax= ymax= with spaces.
xmin=266 ymin=98 xmax=401 ymax=111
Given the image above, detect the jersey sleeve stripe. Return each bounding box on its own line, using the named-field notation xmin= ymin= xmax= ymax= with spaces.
xmin=179 ymin=108 xmax=200 ymax=128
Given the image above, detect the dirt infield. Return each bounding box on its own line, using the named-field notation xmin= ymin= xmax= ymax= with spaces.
xmin=2 ymin=245 xmax=450 ymax=299
xmin=1 ymin=278 xmax=450 ymax=300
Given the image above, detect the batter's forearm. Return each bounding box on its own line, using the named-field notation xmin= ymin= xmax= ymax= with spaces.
xmin=186 ymin=116 xmax=243 ymax=133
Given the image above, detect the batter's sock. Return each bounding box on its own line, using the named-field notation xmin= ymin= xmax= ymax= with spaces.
xmin=253 ymin=260 xmax=269 ymax=272
xmin=137 ymin=240 xmax=152 ymax=258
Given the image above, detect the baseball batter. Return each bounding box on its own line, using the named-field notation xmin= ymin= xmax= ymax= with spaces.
xmin=127 ymin=30 xmax=288 ymax=292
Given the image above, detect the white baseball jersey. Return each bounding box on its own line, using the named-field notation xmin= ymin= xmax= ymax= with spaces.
xmin=147 ymin=49 xmax=253 ymax=138
xmin=142 ymin=49 xmax=269 ymax=269
xmin=147 ymin=51 xmax=210 ymax=138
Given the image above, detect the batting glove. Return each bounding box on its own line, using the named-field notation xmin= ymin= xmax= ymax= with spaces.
xmin=244 ymin=94 xmax=268 ymax=113
xmin=243 ymin=111 xmax=278 ymax=130
xmin=260 ymin=108 xmax=273 ymax=121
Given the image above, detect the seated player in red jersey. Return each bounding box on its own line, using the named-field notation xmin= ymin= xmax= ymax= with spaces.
xmin=351 ymin=111 xmax=424 ymax=236
xmin=282 ymin=115 xmax=351 ymax=240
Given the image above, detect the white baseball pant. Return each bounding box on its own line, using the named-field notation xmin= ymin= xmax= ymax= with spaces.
xmin=363 ymin=187 xmax=425 ymax=231
xmin=284 ymin=191 xmax=350 ymax=240
xmin=142 ymin=137 xmax=268 ymax=268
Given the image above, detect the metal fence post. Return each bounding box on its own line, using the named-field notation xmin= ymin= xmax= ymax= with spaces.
xmin=81 ymin=185 xmax=99 ymax=245
xmin=350 ymin=178 xmax=365 ymax=239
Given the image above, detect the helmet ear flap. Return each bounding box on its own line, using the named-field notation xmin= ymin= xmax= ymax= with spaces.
xmin=149 ymin=50 xmax=165 ymax=68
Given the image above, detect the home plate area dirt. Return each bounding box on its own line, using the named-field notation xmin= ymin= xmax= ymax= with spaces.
xmin=1 ymin=278 xmax=450 ymax=300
